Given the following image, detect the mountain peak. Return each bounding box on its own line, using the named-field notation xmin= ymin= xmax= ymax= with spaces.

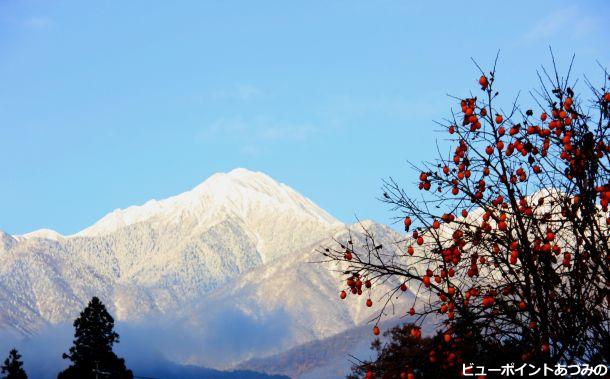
xmin=19 ymin=228 xmax=64 ymax=241
xmin=227 ymin=167 xmax=265 ymax=178
xmin=193 ymin=168 xmax=281 ymax=196
xmin=74 ymin=168 xmax=340 ymax=238
xmin=0 ymin=168 xmax=347 ymax=338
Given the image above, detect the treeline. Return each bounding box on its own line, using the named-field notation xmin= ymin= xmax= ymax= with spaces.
xmin=2 ymin=297 xmax=132 ymax=379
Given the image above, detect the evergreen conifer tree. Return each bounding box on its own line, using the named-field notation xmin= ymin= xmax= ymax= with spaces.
xmin=1 ymin=349 xmax=27 ymax=379
xmin=57 ymin=297 xmax=133 ymax=379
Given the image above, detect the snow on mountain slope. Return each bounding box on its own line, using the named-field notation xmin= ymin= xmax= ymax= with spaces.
xmin=76 ymin=168 xmax=339 ymax=263
xmin=17 ymin=229 xmax=64 ymax=241
xmin=0 ymin=168 xmax=420 ymax=376
xmin=0 ymin=169 xmax=342 ymax=336
xmin=170 ymin=221 xmax=417 ymax=369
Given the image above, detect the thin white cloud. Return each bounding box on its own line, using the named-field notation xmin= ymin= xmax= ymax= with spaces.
xmin=327 ymin=91 xmax=446 ymax=120
xmin=200 ymin=116 xmax=318 ymax=155
xmin=201 ymin=117 xmax=247 ymax=138
xmin=240 ymin=145 xmax=261 ymax=156
xmin=209 ymin=85 xmax=264 ymax=101
xmin=24 ymin=16 xmax=52 ymax=30
xmin=524 ymin=6 xmax=598 ymax=41
xmin=258 ymin=123 xmax=316 ymax=142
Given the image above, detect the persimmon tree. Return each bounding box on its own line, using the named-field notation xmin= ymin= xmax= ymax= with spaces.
xmin=322 ymin=55 xmax=610 ymax=377
xmin=347 ymin=322 xmax=522 ymax=379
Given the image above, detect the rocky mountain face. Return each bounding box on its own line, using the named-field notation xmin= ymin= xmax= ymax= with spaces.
xmin=0 ymin=169 xmax=340 ymax=334
xmin=0 ymin=168 xmax=414 ymax=377
xmin=173 ymin=221 xmax=413 ymax=369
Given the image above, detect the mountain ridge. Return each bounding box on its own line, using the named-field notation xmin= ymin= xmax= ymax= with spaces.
xmin=0 ymin=168 xmax=343 ymax=335
xmin=0 ymin=168 xmax=411 ymax=378
xmin=12 ymin=168 xmax=340 ymax=241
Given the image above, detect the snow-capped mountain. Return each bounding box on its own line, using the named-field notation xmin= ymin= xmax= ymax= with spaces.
xmin=0 ymin=169 xmax=341 ymax=335
xmin=0 ymin=168 xmax=416 ymax=378
xmin=74 ymin=168 xmax=339 ymax=263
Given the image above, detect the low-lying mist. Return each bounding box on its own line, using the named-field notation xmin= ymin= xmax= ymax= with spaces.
xmin=0 ymin=304 xmax=293 ymax=379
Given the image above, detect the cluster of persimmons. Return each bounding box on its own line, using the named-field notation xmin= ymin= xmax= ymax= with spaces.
xmin=323 ymin=59 xmax=610 ymax=378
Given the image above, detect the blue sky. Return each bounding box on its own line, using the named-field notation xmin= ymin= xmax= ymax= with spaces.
xmin=0 ymin=1 xmax=609 ymax=235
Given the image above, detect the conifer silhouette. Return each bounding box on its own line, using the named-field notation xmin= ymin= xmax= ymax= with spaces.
xmin=57 ymin=297 xmax=133 ymax=379
xmin=1 ymin=349 xmax=27 ymax=379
